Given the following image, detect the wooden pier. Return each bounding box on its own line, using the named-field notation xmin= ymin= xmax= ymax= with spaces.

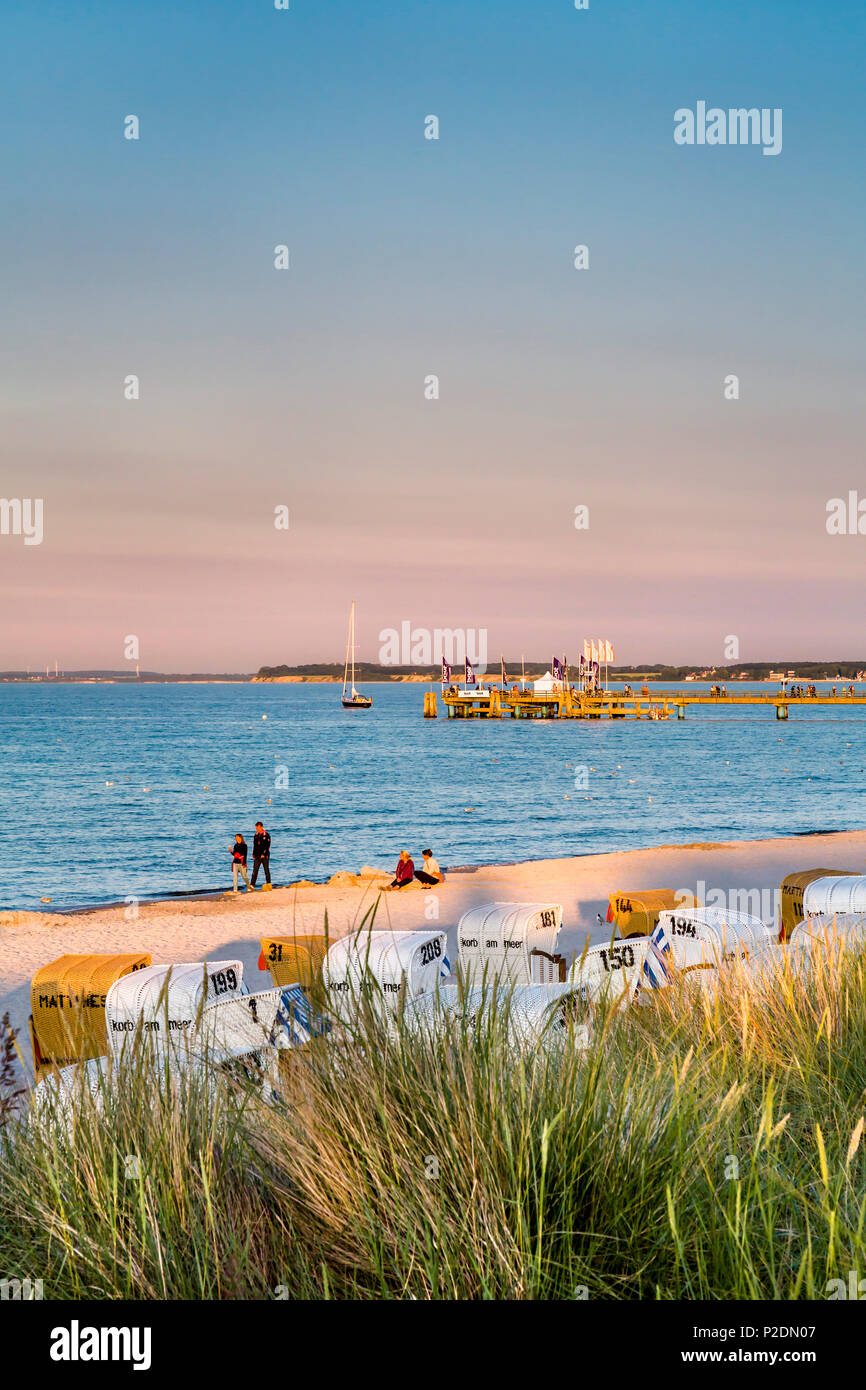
xmin=431 ymin=688 xmax=866 ymax=722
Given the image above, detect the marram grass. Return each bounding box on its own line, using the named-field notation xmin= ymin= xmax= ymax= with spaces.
xmin=2 ymin=943 xmax=866 ymax=1300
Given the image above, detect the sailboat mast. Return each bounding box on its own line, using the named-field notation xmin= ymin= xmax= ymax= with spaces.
xmin=351 ymin=602 xmax=356 ymax=690
xmin=343 ymin=602 xmax=353 ymax=697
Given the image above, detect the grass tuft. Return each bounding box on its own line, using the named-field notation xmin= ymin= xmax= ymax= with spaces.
xmin=2 ymin=941 xmax=866 ymax=1299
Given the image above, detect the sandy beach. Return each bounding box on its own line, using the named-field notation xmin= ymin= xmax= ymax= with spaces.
xmin=3 ymin=829 xmax=865 ymax=1042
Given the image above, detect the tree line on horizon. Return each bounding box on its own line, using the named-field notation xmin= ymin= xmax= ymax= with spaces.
xmin=255 ymin=660 xmax=866 ymax=681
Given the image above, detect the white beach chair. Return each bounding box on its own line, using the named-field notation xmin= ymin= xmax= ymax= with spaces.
xmin=322 ymin=929 xmax=450 ymax=1017
xmin=457 ymin=902 xmax=563 ymax=986
xmin=404 ymin=982 xmax=591 ymax=1049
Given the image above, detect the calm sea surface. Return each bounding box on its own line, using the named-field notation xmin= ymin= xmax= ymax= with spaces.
xmin=3 ymin=682 xmax=866 ymax=909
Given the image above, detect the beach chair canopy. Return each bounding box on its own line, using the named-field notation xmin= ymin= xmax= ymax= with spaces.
xmin=780 ymin=868 xmax=856 ymax=939
xmin=105 ymin=960 xmax=245 ymax=1059
xmin=30 ymin=952 xmax=152 ymax=1072
xmin=654 ymin=907 xmax=777 ymax=971
xmin=608 ymin=889 xmax=700 ymax=939
xmin=802 ymin=875 xmax=866 ymax=926
xmin=457 ymin=902 xmax=563 ymax=985
xmin=322 ymin=929 xmax=450 ymax=1012
xmin=260 ymin=934 xmax=328 ymax=989
xmin=569 ymin=936 xmax=650 ymax=1006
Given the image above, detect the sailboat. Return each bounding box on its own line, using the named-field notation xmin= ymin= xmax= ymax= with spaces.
xmin=341 ymin=601 xmax=372 ymax=709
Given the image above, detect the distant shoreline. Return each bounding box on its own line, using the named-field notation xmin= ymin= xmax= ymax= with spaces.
xmin=5 ymin=665 xmax=866 ymax=686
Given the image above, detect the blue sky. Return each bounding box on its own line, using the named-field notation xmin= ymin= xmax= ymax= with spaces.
xmin=2 ymin=0 xmax=865 ymax=667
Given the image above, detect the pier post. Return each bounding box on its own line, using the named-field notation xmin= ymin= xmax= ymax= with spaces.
xmin=776 ymin=703 xmax=788 ymax=720
xmin=424 ymin=692 xmax=437 ymax=718
xmin=677 ymin=704 xmax=685 ymax=720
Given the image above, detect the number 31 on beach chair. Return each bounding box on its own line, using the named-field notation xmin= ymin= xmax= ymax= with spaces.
xmin=258 ymin=935 xmax=329 ymax=989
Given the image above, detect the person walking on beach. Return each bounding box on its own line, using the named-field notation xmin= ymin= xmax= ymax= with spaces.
xmin=414 ymin=849 xmax=443 ymax=889
xmin=386 ymin=850 xmax=415 ymax=890
xmin=230 ymin=833 xmax=250 ymax=892
xmin=251 ymin=821 xmax=272 ymax=889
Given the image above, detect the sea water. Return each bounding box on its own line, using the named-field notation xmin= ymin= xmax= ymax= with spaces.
xmin=2 ymin=681 xmax=865 ymax=909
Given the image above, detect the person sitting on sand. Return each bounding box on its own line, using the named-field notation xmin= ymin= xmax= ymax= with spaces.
xmin=414 ymin=849 xmax=443 ymax=889
xmin=386 ymin=850 xmax=415 ymax=889
xmin=230 ymin=833 xmax=251 ymax=892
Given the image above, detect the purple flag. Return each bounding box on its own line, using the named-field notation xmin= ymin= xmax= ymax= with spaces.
xmin=465 ymin=658 xmax=476 ymax=687
xmin=441 ymin=659 xmax=451 ymax=685
xmin=553 ymin=656 xmax=564 ymax=682
xmin=501 ymin=655 xmax=507 ymax=687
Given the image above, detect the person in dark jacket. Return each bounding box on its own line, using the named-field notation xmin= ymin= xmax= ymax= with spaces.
xmin=230 ymin=833 xmax=250 ymax=892
xmin=251 ymin=821 xmax=272 ymax=888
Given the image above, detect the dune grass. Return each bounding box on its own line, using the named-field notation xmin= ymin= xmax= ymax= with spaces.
xmin=2 ymin=941 xmax=866 ymax=1300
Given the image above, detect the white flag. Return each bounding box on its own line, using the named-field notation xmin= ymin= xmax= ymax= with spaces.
xmin=583 ymin=640 xmax=591 ymax=663
xmin=605 ymin=640 xmax=615 ymax=663
xmin=590 ymin=642 xmax=598 ymax=664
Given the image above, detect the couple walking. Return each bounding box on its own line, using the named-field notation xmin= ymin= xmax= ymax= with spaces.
xmin=230 ymin=822 xmax=272 ymax=892
xmin=385 ymin=848 xmax=443 ymax=891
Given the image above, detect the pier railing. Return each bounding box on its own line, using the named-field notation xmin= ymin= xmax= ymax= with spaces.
xmin=431 ymin=687 xmax=866 ymax=721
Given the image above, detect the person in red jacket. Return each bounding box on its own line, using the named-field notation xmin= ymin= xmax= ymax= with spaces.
xmin=230 ymin=833 xmax=251 ymax=893
xmin=386 ymin=850 xmax=415 ymax=890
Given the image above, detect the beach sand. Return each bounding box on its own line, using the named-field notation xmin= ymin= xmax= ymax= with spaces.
xmin=3 ymin=830 xmax=866 ymax=1046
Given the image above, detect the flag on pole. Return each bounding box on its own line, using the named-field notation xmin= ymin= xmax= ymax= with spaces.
xmin=590 ymin=642 xmax=598 ymax=665
xmin=465 ymin=658 xmax=476 ymax=687
xmin=583 ymin=640 xmax=591 ymax=663
xmin=553 ymin=656 xmax=564 ymax=682
xmin=500 ymin=655 xmax=507 ymax=687
xmin=441 ymin=659 xmax=451 ymax=685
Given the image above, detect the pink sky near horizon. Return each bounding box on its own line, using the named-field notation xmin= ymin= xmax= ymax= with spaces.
xmin=3 ymin=3 xmax=865 ymax=671
xmin=4 ymin=455 xmax=866 ymax=670
xmin=3 ymin=363 xmax=866 ymax=669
